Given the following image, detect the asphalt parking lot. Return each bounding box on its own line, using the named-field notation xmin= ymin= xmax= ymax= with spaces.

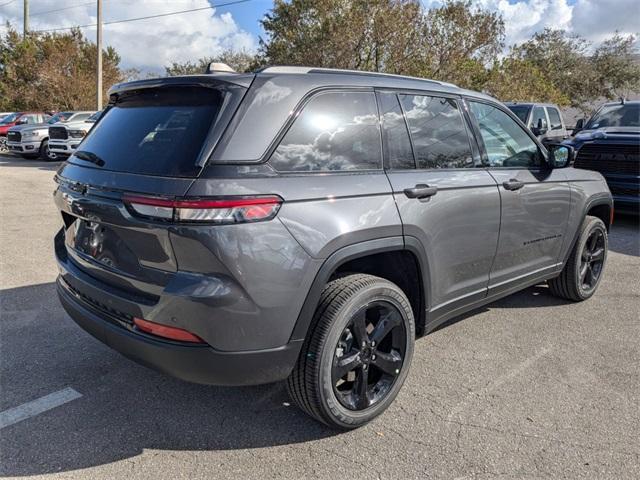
xmin=1 ymin=154 xmax=639 ymax=479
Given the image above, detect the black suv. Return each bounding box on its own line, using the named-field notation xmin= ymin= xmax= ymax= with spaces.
xmin=567 ymin=100 xmax=640 ymax=215
xmin=55 ymin=66 xmax=612 ymax=429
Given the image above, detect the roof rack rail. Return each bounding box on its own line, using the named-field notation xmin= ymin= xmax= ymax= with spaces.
xmin=257 ymin=65 xmax=457 ymax=88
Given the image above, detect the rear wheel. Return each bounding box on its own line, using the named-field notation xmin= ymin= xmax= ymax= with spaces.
xmin=0 ymin=136 xmax=7 ymax=154
xmin=287 ymin=274 xmax=415 ymax=429
xmin=548 ymin=215 xmax=608 ymax=301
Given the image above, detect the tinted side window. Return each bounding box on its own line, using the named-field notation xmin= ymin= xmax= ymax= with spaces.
xmin=469 ymin=102 xmax=541 ymax=168
xmin=531 ymin=106 xmax=547 ymax=128
xmin=270 ymin=91 xmax=381 ymax=172
xmin=377 ymin=92 xmax=414 ymax=169
xmin=399 ymin=95 xmax=473 ymax=169
xmin=547 ymin=108 xmax=562 ymax=129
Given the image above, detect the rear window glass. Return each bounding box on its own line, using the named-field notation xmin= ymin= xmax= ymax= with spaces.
xmin=507 ymin=105 xmax=530 ymax=124
xmin=71 ymin=87 xmax=225 ymax=177
xmin=269 ymin=91 xmax=382 ymax=172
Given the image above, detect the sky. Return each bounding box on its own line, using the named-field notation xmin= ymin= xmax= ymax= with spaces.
xmin=0 ymin=0 xmax=636 ymax=74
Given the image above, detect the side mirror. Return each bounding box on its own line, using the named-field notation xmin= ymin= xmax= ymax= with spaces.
xmin=546 ymin=143 xmax=574 ymax=168
xmin=572 ymin=118 xmax=585 ymax=135
xmin=15 ymin=119 xmax=27 ymax=125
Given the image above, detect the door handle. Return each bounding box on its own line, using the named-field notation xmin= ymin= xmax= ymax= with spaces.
xmin=403 ymin=184 xmax=438 ymax=199
xmin=502 ymin=179 xmax=525 ymax=191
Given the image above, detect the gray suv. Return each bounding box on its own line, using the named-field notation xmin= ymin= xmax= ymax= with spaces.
xmin=54 ymin=67 xmax=612 ymax=429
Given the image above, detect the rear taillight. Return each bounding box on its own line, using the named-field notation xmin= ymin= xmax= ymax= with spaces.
xmin=122 ymin=195 xmax=282 ymax=224
xmin=133 ymin=317 xmax=204 ymax=343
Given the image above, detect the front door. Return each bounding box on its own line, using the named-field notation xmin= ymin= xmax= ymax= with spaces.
xmin=467 ymin=101 xmax=571 ymax=294
xmin=377 ymin=91 xmax=501 ymax=315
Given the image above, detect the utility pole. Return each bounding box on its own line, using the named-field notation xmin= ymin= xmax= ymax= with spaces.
xmin=23 ymin=0 xmax=28 ymax=37
xmin=96 ymin=0 xmax=103 ymax=110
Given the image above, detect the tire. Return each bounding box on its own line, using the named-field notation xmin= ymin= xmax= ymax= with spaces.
xmin=548 ymin=215 xmax=608 ymax=301
xmin=40 ymin=139 xmax=57 ymax=161
xmin=287 ymin=274 xmax=415 ymax=429
xmin=0 ymin=136 xmax=7 ymax=154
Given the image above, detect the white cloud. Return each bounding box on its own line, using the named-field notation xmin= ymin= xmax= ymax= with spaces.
xmin=424 ymin=0 xmax=634 ymax=48
xmin=0 ymin=0 xmax=257 ymax=73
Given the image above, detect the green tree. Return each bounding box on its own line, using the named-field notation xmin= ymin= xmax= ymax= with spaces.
xmin=419 ymin=0 xmax=504 ymax=89
xmin=165 ymin=48 xmax=257 ymax=76
xmin=592 ymin=33 xmax=640 ymax=101
xmin=0 ymin=26 xmax=123 ymax=111
xmin=258 ymin=0 xmax=425 ymax=75
xmin=484 ymin=58 xmax=569 ymax=105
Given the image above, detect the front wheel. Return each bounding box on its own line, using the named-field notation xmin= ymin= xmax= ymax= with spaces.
xmin=0 ymin=136 xmax=7 ymax=154
xmin=548 ymin=215 xmax=608 ymax=301
xmin=287 ymin=274 xmax=415 ymax=429
xmin=40 ymin=139 xmax=57 ymax=161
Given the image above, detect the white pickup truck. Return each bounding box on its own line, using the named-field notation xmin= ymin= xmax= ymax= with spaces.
xmin=49 ymin=111 xmax=101 ymax=157
xmin=7 ymin=111 xmax=94 ymax=160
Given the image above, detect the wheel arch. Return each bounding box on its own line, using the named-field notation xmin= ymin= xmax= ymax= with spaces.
xmin=563 ymin=194 xmax=613 ymax=264
xmin=289 ymin=237 xmax=431 ymax=342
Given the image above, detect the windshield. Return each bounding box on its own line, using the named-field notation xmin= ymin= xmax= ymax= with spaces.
xmin=506 ymin=105 xmax=531 ymax=124
xmin=47 ymin=112 xmax=74 ymax=124
xmin=86 ymin=111 xmax=102 ymax=122
xmin=72 ymin=86 xmax=234 ymax=177
xmin=0 ymin=112 xmax=21 ymax=124
xmin=585 ymin=103 xmax=640 ymax=129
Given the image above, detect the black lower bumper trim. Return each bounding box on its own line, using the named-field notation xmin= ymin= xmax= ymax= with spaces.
xmin=57 ymin=278 xmax=302 ymax=386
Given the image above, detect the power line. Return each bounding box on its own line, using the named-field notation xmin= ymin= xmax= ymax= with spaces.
xmin=0 ymin=0 xmax=18 ymax=8
xmin=31 ymin=0 xmax=251 ymax=33
xmin=30 ymin=1 xmax=95 ymax=17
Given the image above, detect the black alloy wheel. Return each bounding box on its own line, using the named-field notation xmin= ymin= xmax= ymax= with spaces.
xmin=287 ymin=274 xmax=415 ymax=429
xmin=332 ymin=301 xmax=407 ymax=411
xmin=548 ymin=215 xmax=608 ymax=301
xmin=579 ymin=227 xmax=606 ymax=291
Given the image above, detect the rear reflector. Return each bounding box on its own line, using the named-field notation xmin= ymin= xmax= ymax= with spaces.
xmin=134 ymin=317 xmax=204 ymax=343
xmin=123 ymin=195 xmax=282 ymax=224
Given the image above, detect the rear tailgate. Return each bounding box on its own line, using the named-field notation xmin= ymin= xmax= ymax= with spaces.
xmin=54 ymin=164 xmax=194 ymax=296
xmin=53 ymin=79 xmax=249 ymax=296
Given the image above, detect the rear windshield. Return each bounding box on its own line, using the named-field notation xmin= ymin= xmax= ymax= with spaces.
xmin=507 ymin=105 xmax=531 ymax=124
xmin=71 ymin=86 xmax=229 ymax=177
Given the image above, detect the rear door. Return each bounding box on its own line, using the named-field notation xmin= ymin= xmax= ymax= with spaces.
xmin=378 ymin=91 xmax=500 ymax=315
xmin=467 ymin=100 xmax=571 ymax=294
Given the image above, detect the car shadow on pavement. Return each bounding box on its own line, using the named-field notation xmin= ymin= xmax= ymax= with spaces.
xmin=0 ymin=278 xmax=586 ymax=476
xmin=0 ymin=155 xmax=62 ymax=171
xmin=0 ymin=282 xmax=337 ymax=476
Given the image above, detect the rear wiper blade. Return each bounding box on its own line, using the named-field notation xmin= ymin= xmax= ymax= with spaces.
xmin=74 ymin=150 xmax=105 ymax=167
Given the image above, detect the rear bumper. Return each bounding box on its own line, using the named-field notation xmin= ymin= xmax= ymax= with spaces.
xmin=57 ymin=277 xmax=302 ymax=386
xmin=613 ymin=195 xmax=639 ymax=214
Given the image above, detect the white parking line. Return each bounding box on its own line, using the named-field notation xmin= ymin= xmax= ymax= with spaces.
xmin=0 ymin=387 xmax=82 ymax=429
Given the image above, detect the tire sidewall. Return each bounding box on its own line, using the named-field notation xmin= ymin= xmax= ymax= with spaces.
xmin=316 ymin=283 xmax=415 ymax=429
xmin=572 ymin=218 xmax=608 ymax=300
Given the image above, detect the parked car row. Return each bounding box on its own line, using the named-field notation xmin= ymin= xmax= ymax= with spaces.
xmin=0 ymin=110 xmax=98 ymax=161
xmin=506 ymin=99 xmax=638 ymax=215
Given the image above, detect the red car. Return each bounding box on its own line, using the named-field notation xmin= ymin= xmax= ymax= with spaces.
xmin=0 ymin=112 xmax=50 ymax=153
